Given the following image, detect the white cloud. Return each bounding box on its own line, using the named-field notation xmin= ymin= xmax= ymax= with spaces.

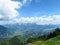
xmin=0 ymin=0 xmax=60 ymax=25
xmin=0 ymin=15 xmax=60 ymax=25
xmin=0 ymin=0 xmax=22 ymax=20
xmin=22 ymin=0 xmax=32 ymax=4
xmin=22 ymin=0 xmax=32 ymax=6
xmin=22 ymin=0 xmax=27 ymax=4
xmin=0 ymin=0 xmax=32 ymax=21
xmin=0 ymin=0 xmax=33 ymax=25
xmin=13 ymin=15 xmax=60 ymax=25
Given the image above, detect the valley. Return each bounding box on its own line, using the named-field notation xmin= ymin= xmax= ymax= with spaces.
xmin=0 ymin=24 xmax=60 ymax=45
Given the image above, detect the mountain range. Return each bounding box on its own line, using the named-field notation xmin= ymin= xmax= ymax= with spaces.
xmin=0 ymin=23 xmax=60 ymax=39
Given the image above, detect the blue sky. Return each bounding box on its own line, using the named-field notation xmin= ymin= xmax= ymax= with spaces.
xmin=0 ymin=0 xmax=60 ymax=25
xmin=18 ymin=0 xmax=60 ymax=17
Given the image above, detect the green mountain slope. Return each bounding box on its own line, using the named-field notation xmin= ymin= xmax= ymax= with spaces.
xmin=31 ymin=35 xmax=60 ymax=45
xmin=0 ymin=35 xmax=60 ymax=45
xmin=0 ymin=28 xmax=60 ymax=45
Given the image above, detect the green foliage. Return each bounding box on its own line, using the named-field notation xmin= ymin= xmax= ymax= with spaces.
xmin=30 ymin=28 xmax=60 ymax=45
xmin=31 ymin=35 xmax=60 ymax=45
xmin=27 ymin=36 xmax=36 ymax=43
xmin=55 ymin=28 xmax=60 ymax=35
xmin=38 ymin=34 xmax=46 ymax=40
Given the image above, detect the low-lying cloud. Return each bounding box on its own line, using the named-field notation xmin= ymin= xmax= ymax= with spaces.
xmin=14 ymin=15 xmax=60 ymax=25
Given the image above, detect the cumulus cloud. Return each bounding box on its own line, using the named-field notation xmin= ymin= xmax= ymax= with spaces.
xmin=0 ymin=0 xmax=22 ymax=20
xmin=13 ymin=15 xmax=60 ymax=25
xmin=0 ymin=0 xmax=33 ymax=25
xmin=0 ymin=0 xmax=32 ymax=21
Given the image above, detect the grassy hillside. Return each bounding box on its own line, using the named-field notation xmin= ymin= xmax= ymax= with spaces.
xmin=30 ymin=35 xmax=60 ymax=45
xmin=0 ymin=28 xmax=60 ymax=45
xmin=0 ymin=35 xmax=60 ymax=45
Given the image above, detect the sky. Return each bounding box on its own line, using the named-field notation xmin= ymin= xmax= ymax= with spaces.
xmin=0 ymin=0 xmax=60 ymax=25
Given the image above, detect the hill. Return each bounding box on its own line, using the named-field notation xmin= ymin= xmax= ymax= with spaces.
xmin=30 ymin=35 xmax=60 ymax=45
xmin=0 ymin=35 xmax=60 ymax=45
xmin=0 ymin=28 xmax=59 ymax=45
xmin=4 ymin=24 xmax=60 ymax=37
xmin=0 ymin=25 xmax=14 ymax=38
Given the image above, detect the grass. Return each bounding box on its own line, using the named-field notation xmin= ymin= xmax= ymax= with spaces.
xmin=30 ymin=35 xmax=60 ymax=45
